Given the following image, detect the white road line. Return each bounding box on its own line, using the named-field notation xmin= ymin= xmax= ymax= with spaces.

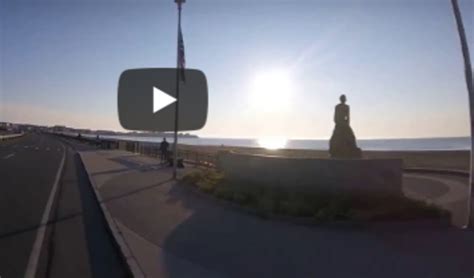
xmin=24 ymin=143 xmax=66 ymax=278
xmin=3 ymin=153 xmax=15 ymax=160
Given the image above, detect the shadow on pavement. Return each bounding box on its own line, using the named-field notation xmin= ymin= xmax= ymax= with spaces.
xmin=160 ymin=180 xmax=474 ymax=278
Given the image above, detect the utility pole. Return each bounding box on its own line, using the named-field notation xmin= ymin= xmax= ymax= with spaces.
xmin=450 ymin=0 xmax=474 ymax=228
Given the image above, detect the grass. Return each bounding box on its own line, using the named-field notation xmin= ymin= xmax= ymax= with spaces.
xmin=182 ymin=169 xmax=450 ymax=222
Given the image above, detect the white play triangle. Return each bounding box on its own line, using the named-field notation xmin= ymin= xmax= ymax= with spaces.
xmin=153 ymin=87 xmax=176 ymax=113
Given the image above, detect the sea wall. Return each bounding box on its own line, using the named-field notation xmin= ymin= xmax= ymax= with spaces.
xmin=217 ymin=151 xmax=403 ymax=196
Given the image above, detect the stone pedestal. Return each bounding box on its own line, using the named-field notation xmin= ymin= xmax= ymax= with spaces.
xmin=217 ymin=152 xmax=402 ymax=196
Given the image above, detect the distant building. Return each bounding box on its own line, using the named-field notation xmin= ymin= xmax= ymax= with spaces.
xmin=0 ymin=122 xmax=8 ymax=131
xmin=76 ymin=129 xmax=92 ymax=134
xmin=96 ymin=130 xmax=116 ymax=135
xmin=52 ymin=125 xmax=67 ymax=132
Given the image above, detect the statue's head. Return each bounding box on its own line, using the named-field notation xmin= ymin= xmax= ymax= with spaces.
xmin=339 ymin=94 xmax=346 ymax=104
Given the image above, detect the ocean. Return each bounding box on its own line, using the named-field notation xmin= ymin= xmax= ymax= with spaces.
xmin=91 ymin=135 xmax=471 ymax=151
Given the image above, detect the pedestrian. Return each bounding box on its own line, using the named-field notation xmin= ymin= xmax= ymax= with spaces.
xmin=159 ymin=138 xmax=169 ymax=163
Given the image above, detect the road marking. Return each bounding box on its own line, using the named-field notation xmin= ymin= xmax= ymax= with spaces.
xmin=3 ymin=153 xmax=14 ymax=160
xmin=24 ymin=143 xmax=66 ymax=278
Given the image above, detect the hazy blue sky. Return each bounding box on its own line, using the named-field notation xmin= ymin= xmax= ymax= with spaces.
xmin=1 ymin=0 xmax=473 ymax=139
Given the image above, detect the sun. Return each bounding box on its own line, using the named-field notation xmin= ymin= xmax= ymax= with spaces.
xmin=257 ymin=136 xmax=288 ymax=150
xmin=250 ymin=69 xmax=292 ymax=112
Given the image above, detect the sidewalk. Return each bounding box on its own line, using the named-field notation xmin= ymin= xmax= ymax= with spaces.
xmin=79 ymin=150 xmax=473 ymax=278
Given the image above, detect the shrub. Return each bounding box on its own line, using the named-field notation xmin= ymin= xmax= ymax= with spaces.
xmin=181 ymin=170 xmax=449 ymax=222
xmin=214 ymin=185 xmax=234 ymax=201
xmin=183 ymin=169 xmax=224 ymax=193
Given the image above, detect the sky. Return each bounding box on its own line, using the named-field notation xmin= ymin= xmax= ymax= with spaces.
xmin=1 ymin=0 xmax=473 ymax=139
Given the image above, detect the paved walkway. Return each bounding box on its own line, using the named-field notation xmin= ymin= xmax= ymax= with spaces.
xmin=403 ymin=173 xmax=469 ymax=227
xmin=80 ymin=150 xmax=473 ymax=278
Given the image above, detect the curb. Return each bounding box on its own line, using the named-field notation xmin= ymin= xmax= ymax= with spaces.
xmin=78 ymin=152 xmax=144 ymax=278
xmin=404 ymin=167 xmax=469 ymax=178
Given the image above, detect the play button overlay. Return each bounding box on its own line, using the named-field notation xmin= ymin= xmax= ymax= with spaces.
xmin=153 ymin=87 xmax=176 ymax=113
xmin=118 ymin=68 xmax=208 ymax=131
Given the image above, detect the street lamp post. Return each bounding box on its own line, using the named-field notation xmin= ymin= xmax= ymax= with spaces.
xmin=450 ymin=0 xmax=474 ymax=228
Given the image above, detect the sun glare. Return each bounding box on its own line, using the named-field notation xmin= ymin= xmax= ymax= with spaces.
xmin=257 ymin=136 xmax=288 ymax=150
xmin=250 ymin=69 xmax=292 ymax=112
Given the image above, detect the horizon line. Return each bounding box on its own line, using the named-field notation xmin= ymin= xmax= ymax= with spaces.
xmin=3 ymin=121 xmax=470 ymax=141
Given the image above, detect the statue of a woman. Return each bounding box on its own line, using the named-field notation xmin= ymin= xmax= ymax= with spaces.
xmin=334 ymin=95 xmax=350 ymax=126
xmin=329 ymin=95 xmax=361 ymax=158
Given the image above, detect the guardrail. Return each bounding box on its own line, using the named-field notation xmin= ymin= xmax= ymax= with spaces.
xmin=56 ymin=132 xmax=216 ymax=168
xmin=0 ymin=133 xmax=24 ymax=141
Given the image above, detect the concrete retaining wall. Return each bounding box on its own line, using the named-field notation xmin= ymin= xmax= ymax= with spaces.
xmin=217 ymin=152 xmax=403 ymax=196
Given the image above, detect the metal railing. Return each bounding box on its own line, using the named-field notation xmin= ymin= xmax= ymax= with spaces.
xmin=56 ymin=132 xmax=216 ymax=168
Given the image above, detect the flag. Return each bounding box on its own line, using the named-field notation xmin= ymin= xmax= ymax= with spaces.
xmin=178 ymin=23 xmax=186 ymax=82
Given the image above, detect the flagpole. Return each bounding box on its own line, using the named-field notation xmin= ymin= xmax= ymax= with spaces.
xmin=450 ymin=0 xmax=474 ymax=229
xmin=172 ymin=0 xmax=184 ymax=179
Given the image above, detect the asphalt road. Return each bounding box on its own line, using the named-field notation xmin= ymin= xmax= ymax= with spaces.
xmin=0 ymin=133 xmax=128 ymax=278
